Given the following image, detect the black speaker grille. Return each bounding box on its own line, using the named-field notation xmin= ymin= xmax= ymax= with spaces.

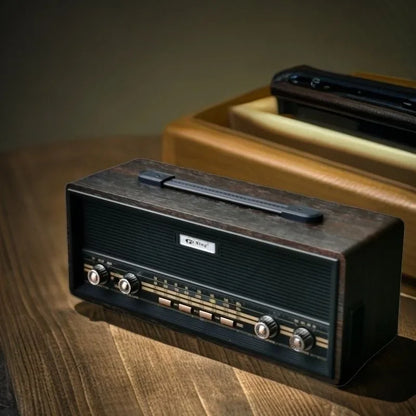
xmin=81 ymin=197 xmax=337 ymax=321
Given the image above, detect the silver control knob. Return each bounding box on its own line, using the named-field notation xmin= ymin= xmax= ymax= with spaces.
xmin=87 ymin=264 xmax=108 ymax=286
xmin=254 ymin=315 xmax=279 ymax=339
xmin=289 ymin=327 xmax=315 ymax=352
xmin=119 ymin=272 xmax=140 ymax=295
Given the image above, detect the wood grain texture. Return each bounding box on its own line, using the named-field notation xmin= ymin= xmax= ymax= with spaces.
xmin=70 ymin=159 xmax=402 ymax=256
xmin=163 ymin=72 xmax=416 ymax=279
xmin=0 ymin=136 xmax=415 ymax=415
xmin=162 ymin=116 xmax=416 ymax=280
xmin=228 ymin=96 xmax=416 ymax=188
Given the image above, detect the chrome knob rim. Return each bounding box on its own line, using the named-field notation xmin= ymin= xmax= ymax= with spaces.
xmin=254 ymin=321 xmax=270 ymax=339
xmin=87 ymin=264 xmax=108 ymax=286
xmin=119 ymin=272 xmax=140 ymax=295
xmin=87 ymin=269 xmax=100 ymax=285
xmin=289 ymin=334 xmax=305 ymax=351
xmin=119 ymin=278 xmax=132 ymax=294
xmin=254 ymin=315 xmax=278 ymax=340
xmin=289 ymin=327 xmax=314 ymax=352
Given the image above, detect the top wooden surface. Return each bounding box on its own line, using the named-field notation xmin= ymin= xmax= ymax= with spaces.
xmin=70 ymin=158 xmax=401 ymax=255
xmin=0 ymin=136 xmax=416 ymax=416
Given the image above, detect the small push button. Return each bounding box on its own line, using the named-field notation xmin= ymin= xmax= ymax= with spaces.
xmin=220 ymin=317 xmax=234 ymax=327
xmin=199 ymin=310 xmax=213 ymax=320
xmin=178 ymin=303 xmax=192 ymax=313
xmin=158 ymin=297 xmax=172 ymax=307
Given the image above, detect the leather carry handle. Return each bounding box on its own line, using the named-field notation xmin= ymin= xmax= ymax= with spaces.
xmin=139 ymin=170 xmax=323 ymax=224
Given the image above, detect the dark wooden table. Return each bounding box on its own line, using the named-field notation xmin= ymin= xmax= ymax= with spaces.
xmin=0 ymin=136 xmax=415 ymax=415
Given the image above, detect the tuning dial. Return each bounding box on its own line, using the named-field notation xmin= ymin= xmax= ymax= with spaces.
xmin=119 ymin=272 xmax=140 ymax=295
xmin=254 ymin=315 xmax=279 ymax=339
xmin=87 ymin=264 xmax=108 ymax=286
xmin=289 ymin=327 xmax=315 ymax=352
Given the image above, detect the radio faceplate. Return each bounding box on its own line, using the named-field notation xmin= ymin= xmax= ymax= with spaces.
xmin=76 ymin=246 xmax=335 ymax=377
xmin=67 ymin=159 xmax=403 ymax=384
xmin=71 ymin=192 xmax=339 ymax=377
xmin=83 ymin=249 xmax=332 ymax=352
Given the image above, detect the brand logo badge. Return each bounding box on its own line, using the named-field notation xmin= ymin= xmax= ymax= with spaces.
xmin=179 ymin=234 xmax=216 ymax=254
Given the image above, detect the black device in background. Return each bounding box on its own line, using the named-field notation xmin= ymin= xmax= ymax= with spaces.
xmin=270 ymin=65 xmax=416 ymax=152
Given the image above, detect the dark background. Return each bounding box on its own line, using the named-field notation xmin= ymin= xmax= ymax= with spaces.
xmin=1 ymin=0 xmax=415 ymax=151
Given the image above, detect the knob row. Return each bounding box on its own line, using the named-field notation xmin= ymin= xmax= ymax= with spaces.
xmin=254 ymin=315 xmax=315 ymax=352
xmin=87 ymin=267 xmax=315 ymax=352
xmin=87 ymin=264 xmax=140 ymax=295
